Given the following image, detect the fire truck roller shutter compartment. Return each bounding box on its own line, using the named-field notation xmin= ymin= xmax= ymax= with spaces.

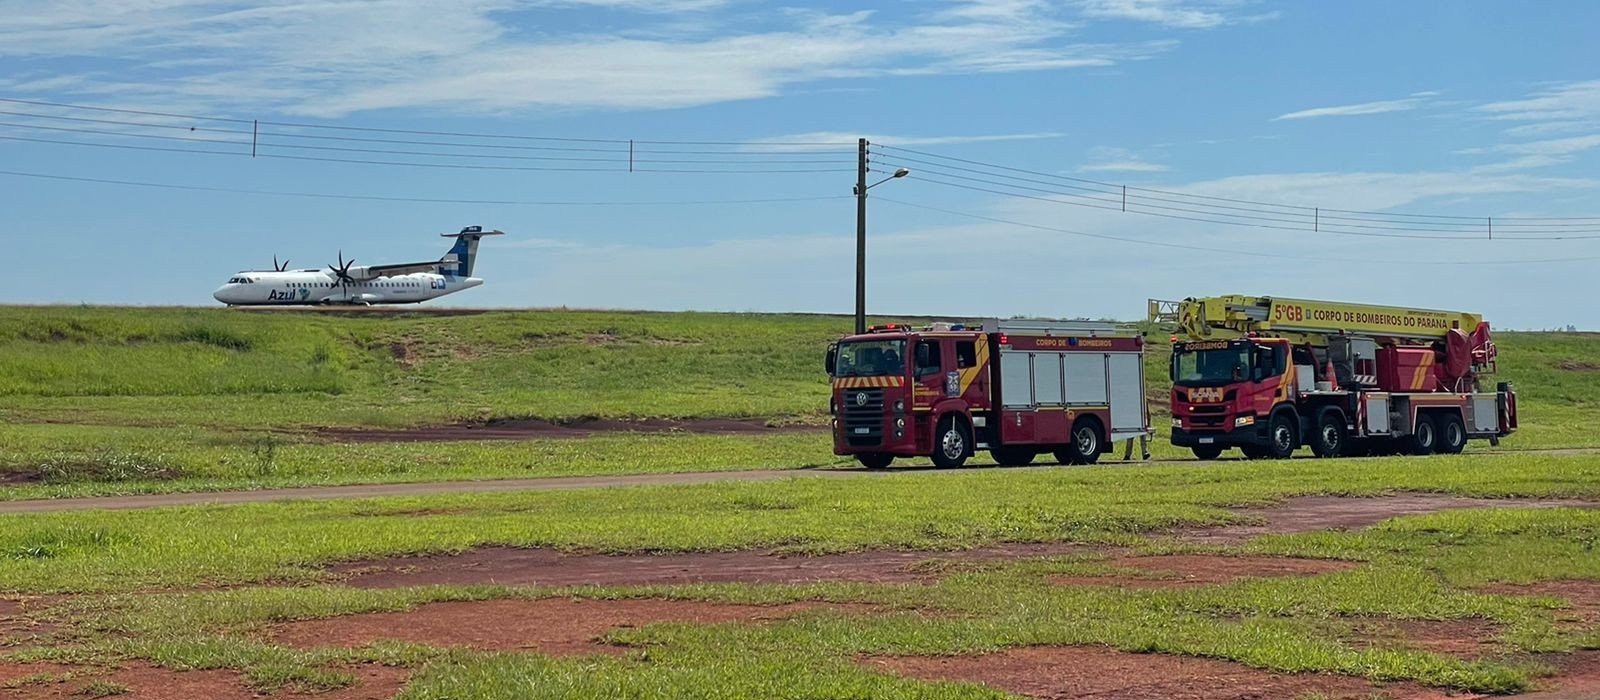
xmin=1063 ymin=353 xmax=1109 ymax=404
xmin=1000 ymin=351 xmax=1033 ymax=408
xmin=1108 ymin=353 xmax=1145 ymax=439
xmin=1034 ymin=353 xmax=1065 ymax=405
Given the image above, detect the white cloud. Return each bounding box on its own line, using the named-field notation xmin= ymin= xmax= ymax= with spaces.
xmin=1077 ymin=146 xmax=1168 ymax=172
xmin=1477 ymin=80 xmax=1600 ymax=122
xmin=1272 ymin=94 xmax=1434 ymax=121
xmin=1460 ymin=130 xmax=1600 ymax=172
xmin=1165 ymin=170 xmax=1597 ymax=211
xmin=1502 ymin=120 xmax=1600 ymax=138
xmin=0 ymin=0 xmax=1177 ymax=117
xmin=740 ymin=131 xmax=1063 ymax=153
xmin=1074 ymin=0 xmax=1273 ymax=29
xmin=1464 ymin=134 xmax=1600 ymax=157
xmin=481 ymin=168 xmax=1600 ymax=326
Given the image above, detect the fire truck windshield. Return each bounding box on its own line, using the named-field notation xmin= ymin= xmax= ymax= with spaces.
xmin=1172 ymin=341 xmax=1252 ymax=387
xmin=834 ymin=339 xmax=906 ymax=377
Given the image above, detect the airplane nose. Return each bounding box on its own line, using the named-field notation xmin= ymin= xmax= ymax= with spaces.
xmin=213 ymin=285 xmax=233 ymax=304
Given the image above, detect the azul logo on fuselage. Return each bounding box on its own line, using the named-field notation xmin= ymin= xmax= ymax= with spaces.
xmin=267 ymin=288 xmax=310 ymax=302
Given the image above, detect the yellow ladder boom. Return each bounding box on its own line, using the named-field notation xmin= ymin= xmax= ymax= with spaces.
xmin=1149 ymin=295 xmax=1484 ymax=344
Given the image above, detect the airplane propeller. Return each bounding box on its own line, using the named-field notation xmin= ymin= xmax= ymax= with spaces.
xmin=273 ymin=256 xmax=290 ymax=272
xmin=328 ymin=251 xmax=358 ymax=296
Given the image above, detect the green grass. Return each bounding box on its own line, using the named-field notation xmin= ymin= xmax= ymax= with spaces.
xmin=7 ymin=449 xmax=1595 ymax=696
xmin=2 ymin=451 xmax=1597 ymax=697
xmin=3 ymin=451 xmax=1598 ymax=593
xmin=2 ymin=307 xmax=1592 ymax=434
xmin=4 ymin=307 xmax=1598 ymax=697
xmin=0 ymin=423 xmax=840 ymax=500
xmin=0 ymin=306 xmax=849 ymax=428
xmin=1 ymin=306 xmax=1594 ymax=499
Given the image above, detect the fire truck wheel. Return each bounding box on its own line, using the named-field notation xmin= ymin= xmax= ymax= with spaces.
xmin=932 ymin=416 xmax=971 ymax=469
xmin=991 ymin=447 xmax=1036 ymax=467
xmin=1309 ymin=409 xmax=1347 ymax=458
xmin=1266 ymin=412 xmax=1298 ymax=459
xmin=1191 ymin=445 xmax=1223 ymax=461
xmin=856 ymin=453 xmax=894 ymax=470
xmin=1437 ymin=413 xmax=1467 ymax=454
xmin=1057 ymin=418 xmax=1103 ymax=465
xmin=1405 ymin=414 xmax=1438 ymax=455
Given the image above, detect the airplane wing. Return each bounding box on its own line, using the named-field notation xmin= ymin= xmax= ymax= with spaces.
xmin=361 ymin=261 xmax=441 ymax=278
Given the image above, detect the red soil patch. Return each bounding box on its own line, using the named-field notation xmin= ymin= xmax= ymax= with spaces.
xmin=1344 ymin=618 xmax=1505 ymax=659
xmin=1519 ymin=651 xmax=1600 ymax=700
xmin=0 ymin=597 xmax=61 ymax=646
xmin=867 ymin=645 xmax=1471 ymax=700
xmin=1052 ymin=554 xmax=1355 ymax=589
xmin=0 ymin=662 xmax=407 ymax=700
xmin=1181 ymin=495 xmax=1599 ymax=545
xmin=0 ymin=661 xmax=76 ymax=686
xmin=317 ymin=416 xmax=819 ymax=442
xmin=333 ymin=543 xmax=1094 ymax=589
xmin=1480 ymin=580 xmax=1600 ymax=626
xmin=270 ymin=597 xmax=853 ymax=654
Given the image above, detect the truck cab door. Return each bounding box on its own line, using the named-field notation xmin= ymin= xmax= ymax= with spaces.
xmin=954 ymin=339 xmax=989 ymax=410
xmin=912 ymin=340 xmax=947 ymax=411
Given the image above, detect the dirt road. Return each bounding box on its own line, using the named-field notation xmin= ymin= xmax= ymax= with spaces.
xmin=0 ymin=466 xmax=894 ymax=514
xmin=2 ymin=448 xmax=1592 ymax=515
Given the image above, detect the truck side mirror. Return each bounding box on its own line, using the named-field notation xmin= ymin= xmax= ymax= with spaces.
xmin=825 ymin=344 xmax=838 ymax=376
xmin=1253 ymin=348 xmax=1273 ymax=381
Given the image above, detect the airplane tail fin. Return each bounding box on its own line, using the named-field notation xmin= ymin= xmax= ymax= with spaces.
xmin=439 ymin=226 xmax=504 ymax=277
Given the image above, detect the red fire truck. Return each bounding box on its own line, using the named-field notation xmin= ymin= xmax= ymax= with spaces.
xmin=825 ymin=319 xmax=1151 ymax=469
xmin=1150 ymin=295 xmax=1517 ymax=460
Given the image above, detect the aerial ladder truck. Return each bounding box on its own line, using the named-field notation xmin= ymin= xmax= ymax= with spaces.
xmin=1149 ymin=295 xmax=1517 ymax=460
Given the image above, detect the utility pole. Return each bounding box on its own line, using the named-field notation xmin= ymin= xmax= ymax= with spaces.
xmin=855 ymin=138 xmax=869 ymax=335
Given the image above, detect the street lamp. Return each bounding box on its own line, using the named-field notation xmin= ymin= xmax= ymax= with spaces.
xmin=854 ymin=136 xmax=909 ymax=335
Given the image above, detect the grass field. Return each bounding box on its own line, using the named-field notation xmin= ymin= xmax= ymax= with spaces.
xmin=3 ymin=306 xmax=1600 ymax=697
xmin=3 ymin=453 xmax=1599 ymax=697
xmin=2 ymin=306 xmax=1596 ymax=498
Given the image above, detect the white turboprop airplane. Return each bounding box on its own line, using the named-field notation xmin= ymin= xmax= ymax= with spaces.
xmin=212 ymin=226 xmax=503 ymax=306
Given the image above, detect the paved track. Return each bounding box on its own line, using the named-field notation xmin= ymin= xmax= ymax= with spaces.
xmin=2 ymin=448 xmax=1591 ymax=515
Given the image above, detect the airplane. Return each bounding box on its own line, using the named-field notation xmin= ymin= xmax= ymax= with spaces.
xmin=212 ymin=226 xmax=503 ymax=306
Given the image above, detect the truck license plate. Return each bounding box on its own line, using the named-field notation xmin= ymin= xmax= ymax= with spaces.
xmin=854 ymin=428 xmax=869 ymax=434
xmin=1199 ymin=437 xmax=1215 ymax=444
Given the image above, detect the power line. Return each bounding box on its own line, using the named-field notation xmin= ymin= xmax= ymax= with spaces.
xmin=0 ymin=132 xmax=850 ymax=174
xmin=0 ymin=168 xmax=850 ymax=206
xmin=870 ymin=161 xmax=1600 ymax=240
xmin=0 ymin=107 xmax=858 ymax=165
xmin=875 ymin=196 xmax=1600 ymax=266
xmin=0 ymin=96 xmax=252 ymax=124
xmin=0 ymin=109 xmax=252 ymax=136
xmin=0 ymin=120 xmax=250 ymax=147
xmin=0 ymin=97 xmax=857 ymax=148
xmin=0 ymin=134 xmax=247 ymax=157
xmin=873 ymin=142 xmax=1600 ymax=224
xmin=873 ymin=167 xmax=1547 ymax=240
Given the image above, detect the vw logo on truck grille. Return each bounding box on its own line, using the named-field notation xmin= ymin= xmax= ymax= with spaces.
xmin=855 ymin=392 xmax=868 ymax=406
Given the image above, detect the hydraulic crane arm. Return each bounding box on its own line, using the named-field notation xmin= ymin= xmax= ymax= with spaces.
xmin=1150 ymin=295 xmax=1485 ymax=344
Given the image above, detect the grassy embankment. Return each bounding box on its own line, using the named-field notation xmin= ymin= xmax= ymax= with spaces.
xmin=2 ymin=453 xmax=1598 ymax=696
xmin=1 ymin=306 xmax=1595 ymax=498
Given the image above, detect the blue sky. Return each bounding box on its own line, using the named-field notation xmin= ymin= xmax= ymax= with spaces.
xmin=2 ymin=1 xmax=1598 ymax=328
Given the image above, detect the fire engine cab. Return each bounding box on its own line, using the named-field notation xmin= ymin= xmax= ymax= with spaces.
xmin=825 ymin=319 xmax=1151 ymax=469
xmin=1150 ymin=295 xmax=1517 ymax=460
